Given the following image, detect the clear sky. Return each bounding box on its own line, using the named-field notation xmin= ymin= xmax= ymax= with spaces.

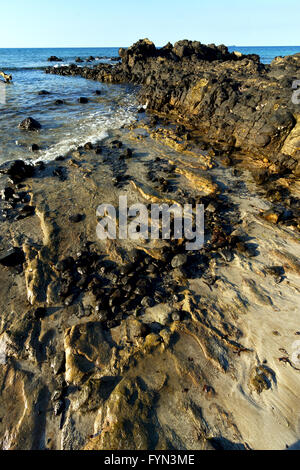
xmin=0 ymin=0 xmax=299 ymax=48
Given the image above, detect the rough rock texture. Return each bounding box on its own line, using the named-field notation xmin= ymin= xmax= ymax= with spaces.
xmin=47 ymin=39 xmax=300 ymax=172
xmin=0 ymin=122 xmax=300 ymax=450
xmin=1 ymin=41 xmax=300 ymax=450
xmin=19 ymin=117 xmax=42 ymax=131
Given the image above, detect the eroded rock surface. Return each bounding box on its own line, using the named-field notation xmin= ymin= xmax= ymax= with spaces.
xmin=1 ymin=46 xmax=300 ymax=449
xmin=47 ymin=39 xmax=300 ymax=173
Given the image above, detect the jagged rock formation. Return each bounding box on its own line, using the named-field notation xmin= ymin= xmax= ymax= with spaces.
xmin=1 ymin=40 xmax=300 ymax=451
xmin=47 ymin=39 xmax=300 ymax=174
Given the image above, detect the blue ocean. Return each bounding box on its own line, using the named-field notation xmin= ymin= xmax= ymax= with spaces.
xmin=228 ymin=45 xmax=300 ymax=63
xmin=0 ymin=46 xmax=299 ymax=164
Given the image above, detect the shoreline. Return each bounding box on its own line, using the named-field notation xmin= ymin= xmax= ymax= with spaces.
xmin=0 ymin=40 xmax=300 ymax=450
xmin=47 ymin=39 xmax=300 ymax=177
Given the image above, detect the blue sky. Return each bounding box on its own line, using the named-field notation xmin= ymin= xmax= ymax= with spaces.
xmin=0 ymin=0 xmax=299 ymax=47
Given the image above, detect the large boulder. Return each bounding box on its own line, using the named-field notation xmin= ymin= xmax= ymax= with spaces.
xmin=19 ymin=117 xmax=41 ymax=131
xmin=121 ymin=38 xmax=157 ymax=67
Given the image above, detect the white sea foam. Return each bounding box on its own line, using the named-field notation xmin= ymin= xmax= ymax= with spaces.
xmin=32 ymin=105 xmax=136 ymax=163
xmin=53 ymin=63 xmax=70 ymax=68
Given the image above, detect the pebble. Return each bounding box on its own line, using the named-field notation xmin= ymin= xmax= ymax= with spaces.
xmin=141 ymin=296 xmax=155 ymax=308
xmin=171 ymin=254 xmax=187 ymax=268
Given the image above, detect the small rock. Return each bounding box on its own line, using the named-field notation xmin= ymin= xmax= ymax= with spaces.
xmin=52 ymin=352 xmax=66 ymax=375
xmin=0 ymin=247 xmax=25 ymax=267
xmin=69 ymin=214 xmax=83 ymax=223
xmin=78 ymin=97 xmax=88 ymax=104
xmin=1 ymin=187 xmax=15 ymax=201
xmin=84 ymin=142 xmax=93 ymax=150
xmin=33 ymin=307 xmax=47 ymax=320
xmin=220 ymin=155 xmax=232 ymax=167
xmin=171 ymin=254 xmax=187 ymax=268
xmin=31 ymin=144 xmax=40 ymax=152
xmin=47 ymin=56 xmax=62 ymax=62
xmin=262 ymin=209 xmax=281 ymax=224
xmin=265 ymin=266 xmax=284 ymax=277
xmin=19 ymin=205 xmax=35 ymax=217
xmin=53 ymin=399 xmax=65 ymax=416
xmin=141 ymin=296 xmax=155 ymax=308
xmin=64 ymin=295 xmax=76 ymax=306
xmin=0 ymin=160 xmax=35 ymax=184
xmin=19 ymin=117 xmax=41 ymax=131
xmin=250 ymin=365 xmax=275 ymax=394
xmin=122 ymin=148 xmax=133 ymax=158
xmin=203 ymin=384 xmax=216 ymax=398
xmin=235 ymin=242 xmax=256 ymax=258
xmin=206 ymin=202 xmax=218 ymax=213
xmin=53 ymin=167 xmax=67 ymax=181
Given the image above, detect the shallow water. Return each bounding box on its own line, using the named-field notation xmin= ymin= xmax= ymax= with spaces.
xmin=0 ymin=48 xmax=138 ymax=164
xmin=1 ymin=45 xmax=300 ymax=165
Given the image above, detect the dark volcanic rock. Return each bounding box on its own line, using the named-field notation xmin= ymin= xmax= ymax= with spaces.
xmin=0 ymin=247 xmax=25 ymax=266
xmin=251 ymin=168 xmax=270 ymax=185
xmin=69 ymin=214 xmax=84 ymax=223
xmin=19 ymin=117 xmax=41 ymax=131
xmin=0 ymin=159 xmax=35 ymax=183
xmin=1 ymin=187 xmax=15 ymax=200
xmin=47 ymin=56 xmax=62 ymax=62
xmin=31 ymin=144 xmax=40 ymax=152
xmin=46 ymin=38 xmax=300 ymax=173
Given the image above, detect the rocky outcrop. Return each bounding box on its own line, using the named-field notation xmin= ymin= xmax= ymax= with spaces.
xmin=47 ymin=39 xmax=300 ymax=173
xmin=1 ymin=44 xmax=300 ymax=450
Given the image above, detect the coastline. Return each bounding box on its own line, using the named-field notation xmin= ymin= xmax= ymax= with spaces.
xmin=47 ymin=39 xmax=300 ymax=176
xmin=0 ymin=40 xmax=300 ymax=450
